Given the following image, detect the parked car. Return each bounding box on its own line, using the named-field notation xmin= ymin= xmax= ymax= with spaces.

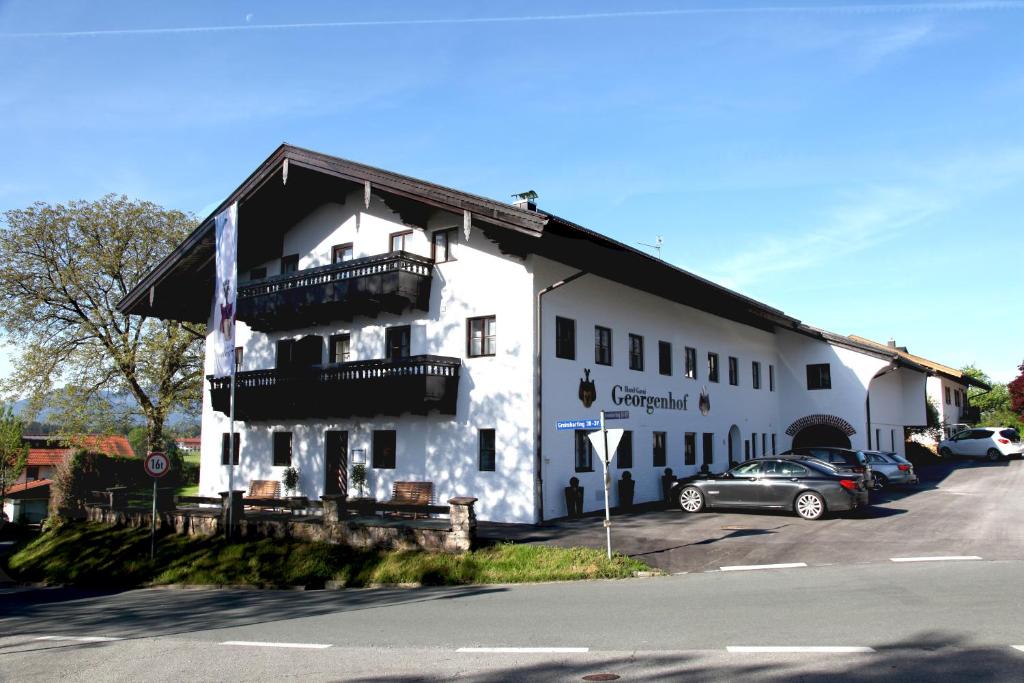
xmin=863 ymin=450 xmax=918 ymax=488
xmin=938 ymin=427 xmax=1023 ymax=461
xmin=780 ymin=447 xmax=874 ymax=489
xmin=672 ymin=457 xmax=869 ymax=520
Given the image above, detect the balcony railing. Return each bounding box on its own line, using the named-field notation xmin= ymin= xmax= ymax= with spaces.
xmin=208 ymin=355 xmax=461 ymax=420
xmin=237 ymin=251 xmax=433 ymax=330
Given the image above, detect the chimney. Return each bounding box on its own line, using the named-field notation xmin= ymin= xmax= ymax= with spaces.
xmin=511 ymin=190 xmax=538 ymax=211
xmin=887 ymin=339 xmax=896 ymax=349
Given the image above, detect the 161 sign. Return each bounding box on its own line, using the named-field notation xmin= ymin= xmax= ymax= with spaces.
xmin=144 ymin=451 xmax=170 ymax=479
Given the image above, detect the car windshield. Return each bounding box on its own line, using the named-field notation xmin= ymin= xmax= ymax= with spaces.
xmin=1000 ymin=429 xmax=1020 ymax=443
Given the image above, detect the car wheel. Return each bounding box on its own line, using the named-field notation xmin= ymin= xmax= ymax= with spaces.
xmin=794 ymin=491 xmax=826 ymax=520
xmin=939 ymin=447 xmax=952 ymax=458
xmin=873 ymin=473 xmax=888 ymax=491
xmin=987 ymin=448 xmax=1001 ymax=462
xmin=678 ymin=486 xmax=705 ymax=513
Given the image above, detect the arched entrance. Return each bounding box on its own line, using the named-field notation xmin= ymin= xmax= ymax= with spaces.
xmin=728 ymin=425 xmax=742 ymax=463
xmin=791 ymin=424 xmax=851 ymax=449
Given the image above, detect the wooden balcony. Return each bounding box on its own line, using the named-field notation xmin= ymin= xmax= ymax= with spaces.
xmin=237 ymin=251 xmax=432 ymax=331
xmin=208 ymin=355 xmax=461 ymax=420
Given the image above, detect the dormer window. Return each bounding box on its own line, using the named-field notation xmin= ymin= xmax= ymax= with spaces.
xmin=390 ymin=231 xmax=411 ymax=252
xmin=332 ymin=243 xmax=353 ymax=263
xmin=432 ymin=228 xmax=456 ymax=263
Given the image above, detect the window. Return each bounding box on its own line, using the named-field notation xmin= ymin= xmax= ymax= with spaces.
xmin=771 ymin=433 xmax=777 ymax=455
xmin=685 ymin=346 xmax=697 ymax=379
xmin=249 ymin=266 xmax=266 ymax=280
xmin=875 ymin=429 xmax=881 ymax=450
xmin=467 ymin=316 xmax=496 ymax=357
xmin=386 ymin=325 xmax=411 ymax=361
xmin=629 ymin=334 xmax=644 ymax=371
xmin=807 ymin=363 xmax=832 ymax=390
xmin=234 ymin=347 xmax=243 ymax=373
xmin=728 ymin=356 xmax=739 ymax=386
xmin=280 ymin=254 xmax=299 ymax=274
xmin=708 ymin=353 xmax=720 ymax=383
xmin=744 ymin=440 xmax=750 ymax=459
xmin=751 ymin=432 xmax=758 ymax=458
xmin=575 ymin=430 xmax=595 ymax=472
xmin=954 ymin=389 xmax=961 ymax=407
xmin=595 ymin=326 xmax=612 ymax=365
xmin=272 ymin=432 xmax=292 ymax=467
xmin=389 ymin=230 xmax=412 ymax=252
xmin=373 ymin=430 xmax=396 ymax=469
xmin=752 ymin=361 xmax=762 ymax=390
xmin=769 ymin=364 xmax=775 ymax=392
xmin=733 ymin=461 xmax=762 ymax=476
xmin=221 ymin=433 xmax=240 ymax=465
xmin=653 ymin=431 xmax=667 ymax=467
xmin=684 ymin=433 xmax=696 ymax=465
xmin=890 ymin=429 xmax=895 ymax=451
xmin=762 ymin=433 xmax=767 ymax=456
xmin=328 ymin=333 xmax=351 ymax=364
xmin=479 ymin=429 xmax=496 ymax=472
xmin=277 ymin=335 xmax=323 ymax=369
xmin=332 ymin=243 xmax=354 ymax=264
xmin=658 ymin=341 xmax=672 ymax=375
xmin=431 ymin=229 xmax=456 ymax=263
xmin=702 ymin=433 xmax=714 ymax=465
xmin=555 ymin=317 xmax=576 ymax=360
xmin=26 ymin=465 xmax=39 ymax=480
xmin=276 ymin=339 xmax=294 ymax=369
xmin=617 ymin=430 xmax=633 ymax=469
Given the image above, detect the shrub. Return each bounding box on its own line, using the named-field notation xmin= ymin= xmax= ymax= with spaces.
xmin=49 ymin=450 xmax=147 ymax=521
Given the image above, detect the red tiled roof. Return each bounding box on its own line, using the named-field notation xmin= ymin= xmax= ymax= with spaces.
xmin=27 ymin=448 xmax=67 ymax=466
xmin=75 ymin=435 xmax=135 ymax=457
xmin=6 ymin=478 xmax=51 ymax=498
xmin=176 ymin=437 xmax=201 ymax=448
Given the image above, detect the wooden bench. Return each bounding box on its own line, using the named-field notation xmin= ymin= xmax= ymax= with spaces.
xmin=386 ymin=481 xmax=434 ymax=519
xmin=247 ymin=480 xmax=281 ymax=499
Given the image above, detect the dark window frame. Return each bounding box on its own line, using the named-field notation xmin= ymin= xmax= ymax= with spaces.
xmin=728 ymin=356 xmax=739 ymax=386
xmin=807 ymin=363 xmax=832 ymax=390
xmin=708 ymin=352 xmax=720 ymax=383
xmin=945 ymin=386 xmax=951 ymax=404
xmin=389 ymin=230 xmax=413 ymax=252
xmin=467 ymin=315 xmax=497 ymax=357
xmin=332 ymin=243 xmax=354 ymax=264
xmin=702 ymin=432 xmax=714 ymax=465
xmin=769 ymin=364 xmax=775 ymax=392
xmin=372 ymin=429 xmax=397 ymax=469
xmin=249 ymin=266 xmax=267 ymax=280
xmin=658 ymin=341 xmax=672 ymax=376
xmin=685 ymin=346 xmax=697 ymax=379
xmin=328 ymin=333 xmax=351 ymax=364
xmin=478 ymin=428 xmax=496 ymax=472
xmin=385 ymin=325 xmax=411 ymax=361
xmin=280 ymin=253 xmax=299 ymax=274
xmin=684 ymin=432 xmax=696 ymax=466
xmin=234 ymin=346 xmax=243 ymax=373
xmin=595 ymin=326 xmax=613 ymax=366
xmin=272 ymin=432 xmax=292 ymax=467
xmin=221 ymin=433 xmax=240 ymax=466
xmin=431 ymin=228 xmax=457 ymax=263
xmin=629 ymin=334 xmax=644 ymax=371
xmin=575 ymin=430 xmax=595 ymax=472
xmin=617 ymin=430 xmax=633 ymax=469
xmin=653 ymin=431 xmax=667 ymax=467
xmin=752 ymin=361 xmax=762 ymax=390
xmin=555 ymin=316 xmax=576 ymax=360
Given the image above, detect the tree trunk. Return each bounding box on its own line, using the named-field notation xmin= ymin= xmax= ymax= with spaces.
xmin=146 ymin=415 xmax=165 ymax=454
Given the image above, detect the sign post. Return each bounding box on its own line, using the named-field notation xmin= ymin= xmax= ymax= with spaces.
xmin=586 ymin=412 xmax=625 ymax=560
xmin=144 ymin=451 xmax=170 ymax=559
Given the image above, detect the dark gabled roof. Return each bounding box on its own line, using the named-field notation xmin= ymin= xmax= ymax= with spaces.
xmin=847 ymin=335 xmax=992 ymax=390
xmin=791 ymin=324 xmax=931 ymax=373
xmin=116 ymin=143 xmax=802 ymax=332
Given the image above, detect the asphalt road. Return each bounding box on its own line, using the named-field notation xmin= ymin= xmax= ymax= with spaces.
xmin=482 ymin=457 xmax=1024 ymax=574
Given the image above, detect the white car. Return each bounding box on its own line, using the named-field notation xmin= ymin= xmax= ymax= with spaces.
xmin=938 ymin=427 xmax=1023 ymax=461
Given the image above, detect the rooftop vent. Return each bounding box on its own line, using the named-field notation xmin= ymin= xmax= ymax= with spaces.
xmin=511 ymin=190 xmax=538 ymax=211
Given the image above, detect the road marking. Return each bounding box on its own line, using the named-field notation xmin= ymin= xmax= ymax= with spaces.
xmin=1012 ymin=646 xmax=1024 ymax=652
xmin=35 ymin=636 xmax=123 ymax=642
xmin=720 ymin=562 xmax=807 ymax=572
xmin=727 ymin=646 xmax=875 ymax=653
xmin=221 ymin=641 xmax=332 ymax=649
xmin=889 ymin=556 xmax=982 ymax=563
xmin=457 ymin=647 xmax=589 ymax=653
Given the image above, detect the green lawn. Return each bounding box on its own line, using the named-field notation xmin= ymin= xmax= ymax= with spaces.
xmin=5 ymin=522 xmax=650 ymax=589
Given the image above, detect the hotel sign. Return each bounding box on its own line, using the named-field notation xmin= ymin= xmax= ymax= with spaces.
xmin=611 ymin=384 xmax=689 ymax=414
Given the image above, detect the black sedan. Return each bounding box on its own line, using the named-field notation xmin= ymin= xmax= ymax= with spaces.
xmin=671 ymin=458 xmax=870 ymax=520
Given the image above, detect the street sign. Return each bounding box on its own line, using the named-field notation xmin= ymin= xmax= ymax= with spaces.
xmin=144 ymin=451 xmax=170 ymax=479
xmin=603 ymin=410 xmax=629 ymax=420
xmin=588 ymin=428 xmax=624 ymax=463
xmin=556 ymin=418 xmax=601 ymax=431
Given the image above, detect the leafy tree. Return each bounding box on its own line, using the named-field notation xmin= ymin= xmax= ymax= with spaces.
xmin=1 ymin=404 xmax=29 ymax=514
xmin=1009 ymin=361 xmax=1024 ymax=419
xmin=127 ymin=425 xmax=149 ymax=458
xmin=0 ymin=195 xmax=203 ymax=453
xmin=961 ymin=364 xmax=1024 ymax=432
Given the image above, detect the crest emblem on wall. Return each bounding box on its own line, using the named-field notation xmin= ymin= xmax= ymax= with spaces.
xmin=698 ymin=385 xmax=711 ymax=416
xmin=578 ymin=368 xmax=597 ymax=408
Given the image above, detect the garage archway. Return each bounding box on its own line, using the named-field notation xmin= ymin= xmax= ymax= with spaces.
xmin=791 ymin=424 xmax=852 ymax=449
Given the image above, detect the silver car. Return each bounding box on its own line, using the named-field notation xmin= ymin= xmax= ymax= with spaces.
xmin=863 ymin=450 xmax=918 ymax=489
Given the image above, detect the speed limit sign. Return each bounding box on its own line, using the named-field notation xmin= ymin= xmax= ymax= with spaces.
xmin=144 ymin=451 xmax=170 ymax=478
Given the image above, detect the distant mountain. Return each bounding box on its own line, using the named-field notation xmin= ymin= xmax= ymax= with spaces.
xmin=9 ymin=391 xmax=199 ymax=432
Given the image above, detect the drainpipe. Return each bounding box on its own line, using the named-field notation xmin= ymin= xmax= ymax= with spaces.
xmin=535 ymin=271 xmax=587 ymax=524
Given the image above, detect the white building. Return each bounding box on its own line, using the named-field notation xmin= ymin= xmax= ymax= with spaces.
xmin=118 ymin=145 xmax=974 ymax=524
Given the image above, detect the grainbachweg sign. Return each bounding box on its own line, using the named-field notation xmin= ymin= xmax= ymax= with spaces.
xmin=611 ymin=384 xmax=688 ymax=414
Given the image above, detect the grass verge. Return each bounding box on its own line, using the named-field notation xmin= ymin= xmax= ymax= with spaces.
xmin=6 ymin=522 xmax=649 ymax=589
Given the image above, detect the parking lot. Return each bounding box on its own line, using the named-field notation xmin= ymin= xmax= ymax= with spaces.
xmin=481 ymin=458 xmax=1024 ymax=574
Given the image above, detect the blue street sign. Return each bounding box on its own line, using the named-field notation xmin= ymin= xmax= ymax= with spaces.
xmin=603 ymin=410 xmax=629 ymax=420
xmin=556 ymin=418 xmax=601 ymax=431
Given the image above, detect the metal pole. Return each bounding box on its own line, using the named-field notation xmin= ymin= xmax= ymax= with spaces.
xmin=150 ymin=479 xmax=157 ymax=559
xmin=227 ymin=361 xmax=236 ymax=539
xmin=601 ymin=410 xmax=612 ymax=560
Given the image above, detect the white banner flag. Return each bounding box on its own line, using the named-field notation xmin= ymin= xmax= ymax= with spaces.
xmin=212 ymin=203 xmax=238 ymax=378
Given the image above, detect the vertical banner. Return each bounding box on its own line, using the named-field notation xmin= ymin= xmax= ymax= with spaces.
xmin=213 ymin=203 xmax=238 ymax=378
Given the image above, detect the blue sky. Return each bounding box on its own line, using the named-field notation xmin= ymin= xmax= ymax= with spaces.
xmin=1 ymin=1 xmax=1022 ymax=383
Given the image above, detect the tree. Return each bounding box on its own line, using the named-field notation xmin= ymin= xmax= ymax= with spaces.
xmin=0 ymin=404 xmax=29 ymax=514
xmin=961 ymin=364 xmax=1024 ymax=432
xmin=1009 ymin=360 xmax=1024 ymax=419
xmin=0 ymin=195 xmax=203 ymax=453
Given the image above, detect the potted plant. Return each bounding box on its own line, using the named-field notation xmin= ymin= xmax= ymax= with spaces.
xmin=282 ymin=466 xmax=300 ymax=497
xmin=350 ymin=462 xmax=368 ymax=499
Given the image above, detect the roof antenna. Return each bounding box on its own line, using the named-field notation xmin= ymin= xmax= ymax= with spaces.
xmin=638 ymin=235 xmax=663 ymax=260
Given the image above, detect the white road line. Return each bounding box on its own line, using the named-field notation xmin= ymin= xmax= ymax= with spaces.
xmin=1012 ymin=646 xmax=1024 ymax=652
xmin=221 ymin=640 xmax=332 ymax=649
xmin=35 ymin=636 xmax=123 ymax=642
xmin=720 ymin=562 xmax=807 ymax=572
xmin=727 ymin=646 xmax=876 ymax=654
xmin=457 ymin=647 xmax=589 ymax=654
xmin=889 ymin=556 xmax=982 ymax=563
